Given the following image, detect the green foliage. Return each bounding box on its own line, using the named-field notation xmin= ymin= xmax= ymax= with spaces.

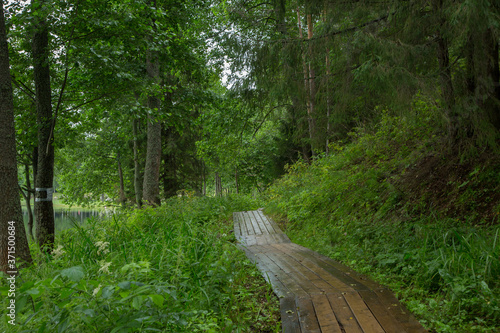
xmin=265 ymin=100 xmax=499 ymax=332
xmin=0 ymin=195 xmax=280 ymax=332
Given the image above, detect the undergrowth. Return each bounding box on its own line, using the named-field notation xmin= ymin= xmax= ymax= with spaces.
xmin=265 ymin=98 xmax=500 ymax=332
xmin=1 ymin=195 xmax=281 ymax=332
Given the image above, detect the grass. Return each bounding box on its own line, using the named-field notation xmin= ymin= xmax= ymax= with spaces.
xmin=1 ymin=195 xmax=281 ymax=332
xmin=264 ymin=101 xmax=499 ymax=332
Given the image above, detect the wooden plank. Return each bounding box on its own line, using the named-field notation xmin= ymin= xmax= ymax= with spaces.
xmin=311 ymin=294 xmax=342 ymax=333
xmin=269 ymin=245 xmax=342 ymax=294
xmin=286 ymin=243 xmax=374 ymax=292
xmin=252 ymin=251 xmax=310 ymax=298
xmin=233 ymin=213 xmax=242 ymax=240
xmin=327 ymin=294 xmax=363 ymax=333
xmin=249 ymin=210 xmax=265 ymax=235
xmin=272 ymin=243 xmax=355 ymax=293
xmin=280 ymin=296 xmax=301 ymax=333
xmin=343 ymin=292 xmax=385 ymax=333
xmin=289 ymin=243 xmax=384 ymax=291
xmin=243 ymin=246 xmax=294 ymax=298
xmin=370 ymin=289 xmax=428 ymax=333
xmin=253 ymin=211 xmax=285 ymax=245
xmin=358 ymin=290 xmax=409 ymax=332
xmin=296 ymin=297 xmax=322 ymax=333
xmin=243 ymin=211 xmax=257 ymax=236
xmin=263 ymin=246 xmax=324 ymax=296
xmin=251 ymin=210 xmax=267 ymax=235
xmin=255 ymin=210 xmax=276 ymax=233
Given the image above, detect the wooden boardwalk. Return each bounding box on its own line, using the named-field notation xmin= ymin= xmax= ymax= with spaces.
xmin=233 ymin=210 xmax=427 ymax=333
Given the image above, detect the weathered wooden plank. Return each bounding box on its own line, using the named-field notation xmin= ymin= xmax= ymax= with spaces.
xmin=249 ymin=210 xmax=265 ymax=235
xmin=253 ymin=251 xmax=310 ymax=298
xmin=343 ymin=292 xmax=385 ymax=333
xmin=263 ymin=246 xmax=324 ymax=296
xmin=311 ymin=294 xmax=342 ymax=333
xmin=255 ymin=210 xmax=278 ymax=235
xmin=327 ymin=294 xmax=364 ymax=333
xmin=243 ymin=245 xmax=294 ymax=298
xmin=288 ymin=243 xmax=384 ymax=291
xmin=280 ymin=296 xmax=302 ymax=333
xmin=243 ymin=211 xmax=257 ymax=236
xmin=268 ymin=245 xmax=340 ymax=294
xmin=369 ymin=289 xmax=428 ymax=333
xmin=286 ymin=243 xmax=374 ymax=292
xmin=357 ymin=290 xmax=409 ymax=333
xmin=251 ymin=210 xmax=267 ymax=235
xmin=296 ymin=297 xmax=322 ymax=333
xmin=272 ymin=243 xmax=355 ymax=293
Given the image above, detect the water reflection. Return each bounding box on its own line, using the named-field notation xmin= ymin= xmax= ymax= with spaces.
xmin=22 ymin=208 xmax=109 ymax=233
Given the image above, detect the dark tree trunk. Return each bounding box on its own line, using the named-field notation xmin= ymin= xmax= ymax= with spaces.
xmin=117 ymin=152 xmax=126 ymax=207
xmin=476 ymin=29 xmax=500 ymax=130
xmin=235 ymin=168 xmax=239 ymax=194
xmin=296 ymin=8 xmax=314 ymax=157
xmin=32 ymin=0 xmax=55 ymax=251
xmin=32 ymin=146 xmax=38 ymax=187
xmin=466 ymin=36 xmax=476 ymax=96
xmin=162 ymin=127 xmax=178 ymax=199
xmin=142 ymin=49 xmax=162 ymax=206
xmin=24 ymin=164 xmax=34 ymax=241
xmin=133 ymin=118 xmax=143 ymax=208
xmin=0 ymin=1 xmax=32 ymax=272
xmin=215 ymin=172 xmax=222 ymax=197
xmin=433 ymin=0 xmax=456 ymax=137
xmin=307 ymin=13 xmax=318 ymax=154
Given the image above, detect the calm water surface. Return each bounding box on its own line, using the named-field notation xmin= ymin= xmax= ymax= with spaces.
xmin=22 ymin=207 xmax=111 ymax=233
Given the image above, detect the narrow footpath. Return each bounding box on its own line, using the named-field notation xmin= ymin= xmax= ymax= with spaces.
xmin=233 ymin=210 xmax=427 ymax=333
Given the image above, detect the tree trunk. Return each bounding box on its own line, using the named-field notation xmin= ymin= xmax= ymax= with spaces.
xmin=202 ymin=162 xmax=206 ymax=196
xmin=24 ymin=164 xmax=34 ymax=241
xmin=433 ymin=0 xmax=456 ymax=138
xmin=296 ymin=8 xmax=314 ymax=157
xmin=162 ymin=126 xmax=178 ymax=199
xmin=474 ymin=29 xmax=500 ymax=130
xmin=142 ymin=49 xmax=162 ymax=206
xmin=307 ymin=13 xmax=318 ymax=154
xmin=117 ymin=152 xmax=126 ymax=207
xmin=466 ymin=36 xmax=476 ymax=96
xmin=32 ymin=0 xmax=55 ymax=251
xmin=133 ymin=118 xmax=142 ymax=208
xmin=235 ymin=168 xmax=239 ymax=194
xmin=215 ymin=172 xmax=222 ymax=197
xmin=0 ymin=1 xmax=32 ymax=272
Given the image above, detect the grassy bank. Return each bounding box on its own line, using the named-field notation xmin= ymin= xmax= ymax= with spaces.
xmin=1 ymin=195 xmax=280 ymax=332
xmin=264 ymin=105 xmax=499 ymax=332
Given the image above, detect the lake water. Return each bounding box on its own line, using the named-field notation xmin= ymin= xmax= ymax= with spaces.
xmin=22 ymin=207 xmax=109 ymax=233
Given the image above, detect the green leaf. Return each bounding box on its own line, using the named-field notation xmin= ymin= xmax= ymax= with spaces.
xmin=60 ymin=266 xmax=85 ymax=282
xmin=132 ymin=295 xmax=145 ymax=310
xmin=149 ymin=294 xmax=164 ymax=307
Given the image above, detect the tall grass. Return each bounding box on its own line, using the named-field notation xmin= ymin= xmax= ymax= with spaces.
xmin=1 ymin=195 xmax=280 ymax=332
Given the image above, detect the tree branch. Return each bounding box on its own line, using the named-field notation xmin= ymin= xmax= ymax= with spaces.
xmin=12 ymin=78 xmax=36 ymax=102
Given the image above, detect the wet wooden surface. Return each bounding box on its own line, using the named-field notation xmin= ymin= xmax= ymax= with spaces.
xmin=233 ymin=210 xmax=427 ymax=333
